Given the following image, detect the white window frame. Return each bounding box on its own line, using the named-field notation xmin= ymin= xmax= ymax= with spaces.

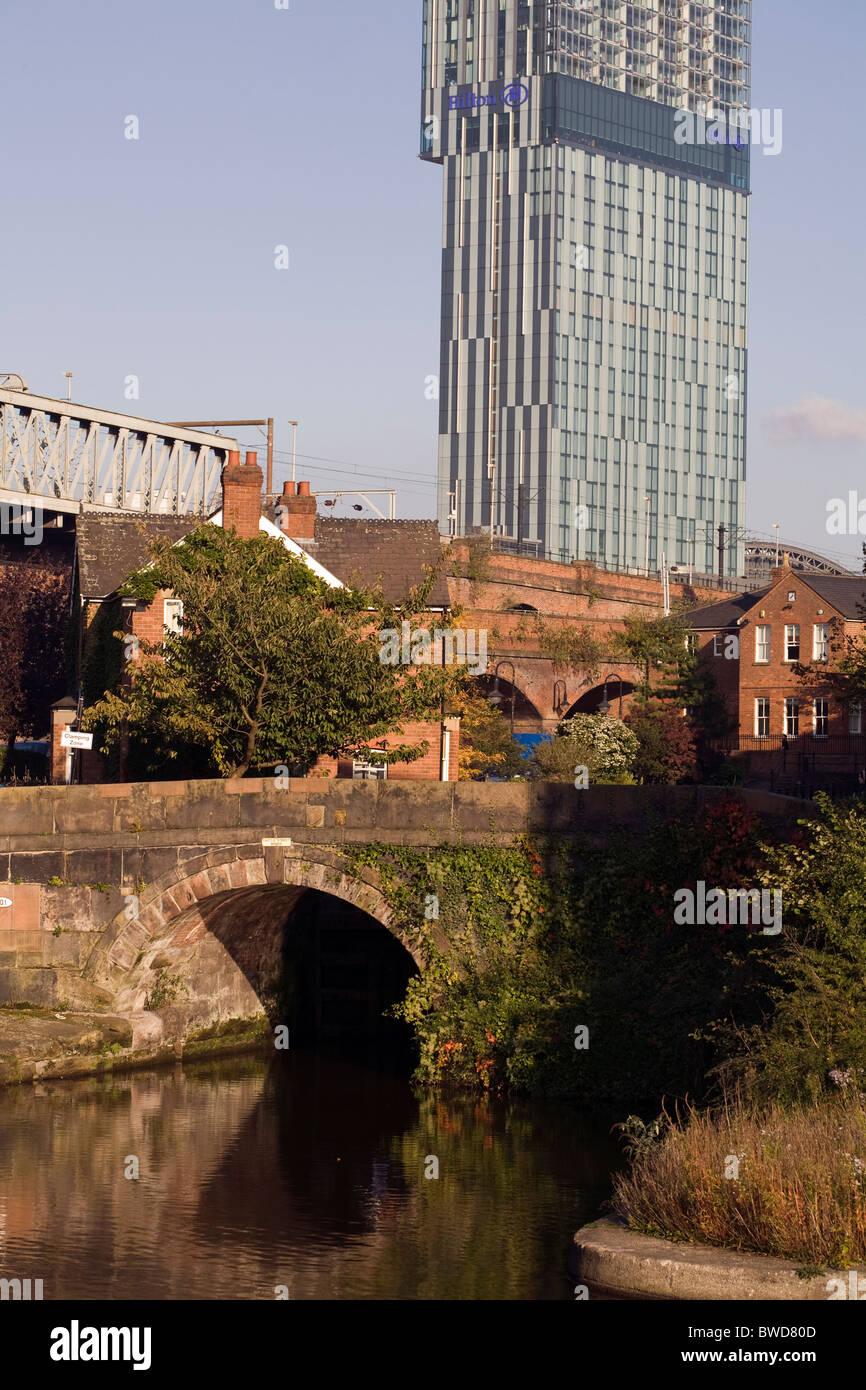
xmin=812 ymin=623 xmax=830 ymax=662
xmin=784 ymin=697 xmax=800 ymax=738
xmin=755 ymin=624 xmax=770 ymax=664
xmin=352 ymin=756 xmax=388 ymax=781
xmin=813 ymin=697 xmax=829 ymax=738
xmin=754 ymin=697 xmax=770 ymax=739
xmin=163 ymin=598 xmax=184 ymax=636
xmin=784 ymin=624 xmax=800 ymax=663
xmin=849 ymin=703 xmax=863 ymax=735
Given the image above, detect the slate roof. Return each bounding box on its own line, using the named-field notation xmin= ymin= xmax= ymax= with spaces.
xmin=76 ymin=513 xmax=199 ymax=598
xmin=308 ymin=518 xmax=450 ymax=608
xmin=803 ymin=575 xmax=866 ymax=619
xmin=687 ymin=573 xmax=866 ymax=628
xmin=686 ymin=588 xmax=770 ymax=629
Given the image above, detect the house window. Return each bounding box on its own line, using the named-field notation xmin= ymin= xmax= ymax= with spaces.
xmin=755 ymin=697 xmax=770 ymax=739
xmin=784 ymin=698 xmax=799 ymax=737
xmin=814 ymin=698 xmax=829 ymax=738
xmin=163 ymin=599 xmax=184 ymax=635
xmin=755 ymin=625 xmax=770 ymax=663
xmin=787 ymin=590 xmax=796 ymax=602
xmin=352 ymin=758 xmax=387 ymax=780
xmin=849 ymin=703 xmax=862 ymax=735
xmin=784 ymin=624 xmax=800 ymax=662
xmin=813 ymin=623 xmax=830 ymax=661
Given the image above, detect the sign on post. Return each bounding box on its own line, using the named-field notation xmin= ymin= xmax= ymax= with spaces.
xmin=61 ymin=730 xmax=93 ymax=751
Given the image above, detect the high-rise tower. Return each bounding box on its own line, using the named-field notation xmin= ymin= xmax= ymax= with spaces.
xmin=422 ymin=1 xmax=751 ymax=578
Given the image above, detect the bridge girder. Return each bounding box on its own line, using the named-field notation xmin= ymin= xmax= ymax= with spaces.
xmin=0 ymin=387 xmax=238 ymax=517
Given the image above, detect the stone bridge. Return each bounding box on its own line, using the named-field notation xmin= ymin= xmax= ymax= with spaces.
xmin=0 ymin=779 xmax=810 ymax=1061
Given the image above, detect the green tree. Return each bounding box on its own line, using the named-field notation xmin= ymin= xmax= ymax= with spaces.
xmin=82 ymin=524 xmax=455 ymax=778
xmin=613 ymin=611 xmax=689 ymax=703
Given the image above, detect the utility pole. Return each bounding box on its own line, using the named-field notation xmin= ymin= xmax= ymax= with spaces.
xmin=717 ymin=522 xmax=726 ymax=582
xmin=773 ymin=522 xmax=780 ymax=567
xmin=63 ymin=372 xmax=73 ymax=402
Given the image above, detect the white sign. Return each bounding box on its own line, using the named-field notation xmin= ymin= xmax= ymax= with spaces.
xmin=261 ymin=838 xmax=293 ymax=847
xmin=61 ymin=730 xmax=93 ymax=750
xmin=0 ymin=897 xmax=12 ymax=909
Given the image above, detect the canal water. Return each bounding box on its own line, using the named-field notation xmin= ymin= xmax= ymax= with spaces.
xmin=0 ymin=1049 xmax=622 ymax=1300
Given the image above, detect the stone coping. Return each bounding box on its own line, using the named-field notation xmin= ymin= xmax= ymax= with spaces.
xmin=573 ymin=1218 xmax=865 ymax=1301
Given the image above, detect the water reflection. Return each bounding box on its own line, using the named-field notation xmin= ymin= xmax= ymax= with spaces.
xmin=0 ymin=1051 xmax=620 ymax=1300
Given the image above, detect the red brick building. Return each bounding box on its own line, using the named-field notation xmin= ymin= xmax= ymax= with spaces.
xmin=58 ymin=453 xmax=459 ymax=783
xmin=687 ymin=557 xmax=866 ymax=793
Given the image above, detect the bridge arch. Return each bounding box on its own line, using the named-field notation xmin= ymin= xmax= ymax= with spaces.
xmin=84 ymin=846 xmax=425 ymax=1042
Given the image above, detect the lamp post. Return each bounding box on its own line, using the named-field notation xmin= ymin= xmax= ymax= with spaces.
xmin=597 ymin=673 xmax=624 ymax=718
xmin=489 ymin=659 xmax=516 ymax=736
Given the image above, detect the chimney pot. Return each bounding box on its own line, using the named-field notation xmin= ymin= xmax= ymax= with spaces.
xmin=298 ymin=481 xmax=311 ymax=497
xmin=245 ymin=450 xmax=258 ymax=468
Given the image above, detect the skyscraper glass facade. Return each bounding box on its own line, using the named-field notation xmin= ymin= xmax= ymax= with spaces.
xmin=422 ymin=1 xmax=751 ymax=578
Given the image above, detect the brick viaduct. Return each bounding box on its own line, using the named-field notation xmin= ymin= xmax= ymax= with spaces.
xmin=0 ymin=780 xmax=810 ymax=1057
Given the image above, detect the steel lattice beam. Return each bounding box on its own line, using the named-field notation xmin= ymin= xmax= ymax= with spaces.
xmin=0 ymin=388 xmax=238 ymax=517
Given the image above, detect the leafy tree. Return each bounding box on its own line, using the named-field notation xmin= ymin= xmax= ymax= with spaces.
xmin=626 ymin=701 xmax=698 ymax=784
xmin=456 ymin=687 xmax=525 ymax=780
xmin=612 ymin=612 xmax=690 ymax=703
xmin=82 ymin=525 xmax=457 ymax=778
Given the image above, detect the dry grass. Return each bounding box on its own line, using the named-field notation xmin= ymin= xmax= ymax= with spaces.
xmin=612 ymin=1092 xmax=866 ymax=1267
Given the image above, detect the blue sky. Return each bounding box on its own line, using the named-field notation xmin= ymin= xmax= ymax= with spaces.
xmin=2 ymin=0 xmax=864 ymax=567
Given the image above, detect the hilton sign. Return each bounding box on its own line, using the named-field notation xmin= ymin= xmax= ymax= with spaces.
xmin=448 ymin=83 xmax=529 ymax=110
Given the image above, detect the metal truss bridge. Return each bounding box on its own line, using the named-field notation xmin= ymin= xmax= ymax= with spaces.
xmin=0 ymin=379 xmax=238 ymax=518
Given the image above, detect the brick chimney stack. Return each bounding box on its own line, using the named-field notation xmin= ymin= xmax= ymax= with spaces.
xmin=770 ymin=551 xmax=792 ymax=583
xmin=276 ymin=479 xmax=317 ymax=541
xmin=222 ymin=449 xmax=264 ymax=539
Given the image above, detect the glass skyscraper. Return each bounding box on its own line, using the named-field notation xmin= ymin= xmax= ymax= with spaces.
xmin=421 ymin=1 xmax=751 ymax=578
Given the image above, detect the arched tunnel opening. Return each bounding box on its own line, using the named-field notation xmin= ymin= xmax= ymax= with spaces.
xmin=279 ymin=889 xmax=419 ymax=1070
xmin=116 ymin=872 xmax=422 ymax=1077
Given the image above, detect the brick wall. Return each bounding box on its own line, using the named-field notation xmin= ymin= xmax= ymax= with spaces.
xmin=447 ymin=541 xmax=731 ymax=725
xmin=310 ymin=718 xmax=459 ymax=782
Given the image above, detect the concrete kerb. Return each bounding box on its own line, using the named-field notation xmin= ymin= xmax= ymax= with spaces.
xmin=573 ymin=1218 xmax=865 ymax=1301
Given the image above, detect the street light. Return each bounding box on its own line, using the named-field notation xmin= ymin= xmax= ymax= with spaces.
xmin=597 ymin=673 xmax=624 ymax=718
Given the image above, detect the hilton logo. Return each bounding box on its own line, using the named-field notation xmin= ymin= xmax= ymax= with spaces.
xmin=448 ymin=83 xmax=529 ymax=110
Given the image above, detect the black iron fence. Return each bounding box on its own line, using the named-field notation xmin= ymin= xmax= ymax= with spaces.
xmin=710 ymin=735 xmax=866 ymax=756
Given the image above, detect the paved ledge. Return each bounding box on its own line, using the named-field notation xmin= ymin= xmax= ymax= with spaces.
xmin=573 ymin=1218 xmax=864 ymax=1301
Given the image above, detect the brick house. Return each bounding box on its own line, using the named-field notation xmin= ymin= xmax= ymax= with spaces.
xmin=56 ymin=452 xmax=459 ymax=783
xmin=687 ymin=556 xmax=866 ymax=793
